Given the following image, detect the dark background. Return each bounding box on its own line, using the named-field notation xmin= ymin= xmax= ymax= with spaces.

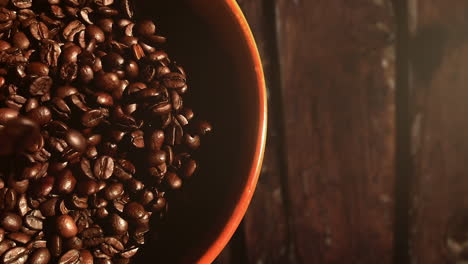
xmin=214 ymin=0 xmax=468 ymax=263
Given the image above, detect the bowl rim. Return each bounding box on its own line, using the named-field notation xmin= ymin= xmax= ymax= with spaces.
xmin=195 ymin=1 xmax=267 ymax=263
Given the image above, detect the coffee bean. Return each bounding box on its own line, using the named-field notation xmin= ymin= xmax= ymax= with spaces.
xmin=120 ymin=246 xmax=139 ymax=258
xmin=12 ymin=32 xmax=29 ymax=50
xmin=86 ymin=25 xmax=105 ymax=43
xmin=100 ymin=236 xmax=123 ymax=256
xmin=79 ymin=65 xmax=94 ymax=83
xmin=135 ymin=20 xmax=155 ymax=37
xmin=184 ymin=133 xmax=201 ymax=150
xmin=0 ymin=1 xmax=211 ymax=262
xmin=29 ymin=21 xmax=49 ymax=40
xmin=58 ymin=249 xmax=81 ymax=264
xmin=80 ymin=249 xmax=93 ymax=264
xmin=76 ymin=179 xmax=98 ymax=196
xmin=126 ymin=178 xmax=143 ymax=193
xmin=125 ymin=60 xmax=139 ymax=79
xmin=107 ymin=213 xmax=127 ymax=235
xmin=39 ymin=198 xmax=58 ymax=217
xmin=95 ymin=72 xmax=120 ymax=92
xmin=70 ymin=194 xmax=88 ymax=209
xmin=102 ymin=52 xmax=124 ymax=71
xmin=55 ymin=169 xmax=77 ymax=194
xmin=3 ymin=246 xmax=28 ymax=264
xmin=165 ymin=172 xmax=182 ymax=190
xmin=0 ymin=239 xmax=15 ymax=256
xmin=151 ymin=196 xmax=166 ymax=212
xmin=56 ymin=215 xmax=78 ymax=238
xmin=7 ymin=232 xmax=31 ymax=244
xmin=148 ymin=150 xmax=166 ymax=166
xmin=93 ymin=156 xmax=114 ymax=180
xmin=24 ymin=209 xmax=43 ymax=230
xmin=103 ymin=182 xmax=123 ymax=200
xmin=131 ymin=44 xmax=144 ymax=60
xmin=123 ymin=201 xmax=145 ymax=220
xmin=0 ymin=212 xmax=22 ymax=232
xmin=26 ymin=106 xmax=52 ymax=126
xmin=65 ymin=130 xmax=87 ymax=153
xmin=138 ymin=189 xmax=154 ymax=205
xmin=0 ymin=108 xmax=19 ymax=125
xmin=97 ymin=18 xmax=113 ymax=33
xmin=29 ymin=248 xmax=51 ymax=264
xmin=94 ymin=92 xmax=113 ymax=107
xmin=63 ymin=20 xmax=85 ymax=41
xmin=64 ymin=236 xmax=82 ymax=250
xmin=49 ymin=234 xmax=62 ymax=257
xmin=81 ymin=109 xmax=103 ymax=128
xmin=32 ymin=176 xmax=54 ymax=197
xmin=29 ymin=76 xmax=52 ymax=96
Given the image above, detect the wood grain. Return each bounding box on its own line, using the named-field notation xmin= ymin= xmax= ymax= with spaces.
xmin=236 ymin=0 xmax=293 ymax=263
xmin=408 ymin=0 xmax=468 ymax=263
xmin=216 ymin=0 xmax=292 ymax=262
xmin=275 ymin=0 xmax=396 ymax=263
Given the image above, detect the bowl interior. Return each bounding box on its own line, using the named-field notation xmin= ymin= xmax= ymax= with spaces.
xmin=132 ymin=1 xmax=262 ymax=263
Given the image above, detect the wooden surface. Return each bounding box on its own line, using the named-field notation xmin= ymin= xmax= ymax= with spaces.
xmin=216 ymin=0 xmax=467 ymax=263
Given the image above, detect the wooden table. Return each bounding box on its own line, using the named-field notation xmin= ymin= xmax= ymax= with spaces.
xmin=215 ymin=0 xmax=468 ymax=263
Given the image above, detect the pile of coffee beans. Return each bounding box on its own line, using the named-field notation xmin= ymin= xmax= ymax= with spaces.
xmin=0 ymin=0 xmax=212 ymax=263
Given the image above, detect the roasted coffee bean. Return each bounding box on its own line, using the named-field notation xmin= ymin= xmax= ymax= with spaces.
xmin=126 ymin=178 xmax=143 ymax=193
xmin=138 ymin=189 xmax=154 ymax=206
xmin=86 ymin=25 xmax=105 ymax=43
xmin=39 ymin=197 xmax=58 ymax=217
xmin=63 ymin=20 xmax=85 ymax=41
xmin=29 ymin=248 xmax=51 ymax=264
xmin=58 ymin=249 xmax=81 ymax=264
xmin=131 ymin=44 xmax=144 ymax=60
xmin=29 ymin=76 xmax=52 ymax=96
xmin=80 ymin=249 xmax=93 ymax=264
xmin=120 ymin=246 xmax=139 ymax=259
xmin=32 ymin=176 xmax=54 ymax=197
xmin=0 ymin=0 xmax=211 ymax=262
xmin=93 ymin=156 xmax=114 ymax=180
xmin=55 ymin=169 xmax=77 ymax=194
xmin=79 ymin=65 xmax=94 ymax=83
xmin=49 ymin=234 xmax=62 ymax=257
xmin=103 ymin=182 xmax=123 ymax=200
xmin=184 ymin=133 xmax=201 ymax=150
xmin=0 ymin=239 xmax=15 ymax=256
xmin=100 ymin=237 xmax=123 ymax=256
xmin=123 ymin=202 xmax=145 ymax=220
xmin=65 ymin=130 xmax=87 ymax=153
xmin=0 ymin=212 xmax=22 ymax=232
xmin=135 ymin=20 xmax=155 ymax=37
xmin=26 ymin=106 xmax=52 ymax=126
xmin=82 ymin=109 xmax=106 ymax=128
xmin=7 ymin=232 xmax=31 ymax=244
xmin=94 ymin=72 xmax=120 ymax=92
xmin=24 ymin=210 xmax=43 ymax=230
xmin=3 ymin=246 xmax=28 ymax=264
xmin=57 ymin=215 xmax=78 ymax=238
xmin=152 ymin=196 xmax=166 ymax=212
xmin=64 ymin=236 xmax=82 ymax=250
xmin=12 ymin=32 xmax=30 ymax=50
xmin=107 ymin=213 xmax=127 ymax=235
xmin=165 ymin=172 xmax=182 ymax=190
xmin=0 ymin=108 xmax=19 ymax=125
xmin=70 ymin=194 xmax=88 ymax=209
xmin=0 ymin=188 xmax=16 ymax=211
xmin=29 ymin=22 xmax=49 ymax=40
xmin=94 ymin=92 xmax=113 ymax=107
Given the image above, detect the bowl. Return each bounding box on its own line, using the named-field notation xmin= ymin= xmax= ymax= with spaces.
xmin=132 ymin=0 xmax=267 ymax=263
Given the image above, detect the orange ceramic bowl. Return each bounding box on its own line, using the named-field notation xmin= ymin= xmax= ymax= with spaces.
xmin=133 ymin=0 xmax=266 ymax=263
